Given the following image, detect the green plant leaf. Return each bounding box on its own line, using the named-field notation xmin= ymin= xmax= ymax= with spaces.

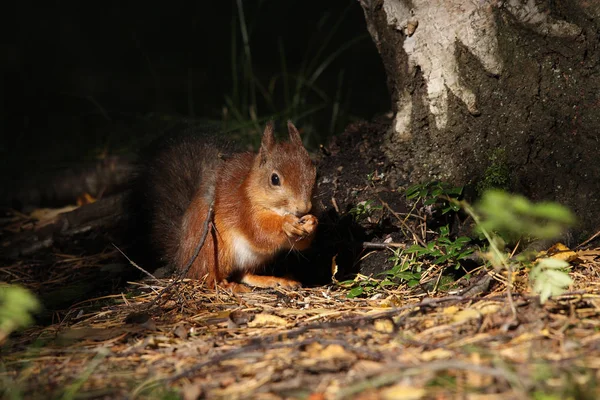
xmin=405 ymin=245 xmax=426 ymax=254
xmin=475 ymin=190 xmax=575 ymax=240
xmin=405 ymin=184 xmax=423 ymax=199
xmin=433 ymin=255 xmax=449 ymax=264
xmin=408 ymin=280 xmax=420 ymax=287
xmin=535 ymin=258 xmax=570 ymax=270
xmin=347 ymin=287 xmax=364 ymax=298
xmin=530 ymin=258 xmax=572 ymax=304
xmin=0 ymin=285 xmax=41 ymax=340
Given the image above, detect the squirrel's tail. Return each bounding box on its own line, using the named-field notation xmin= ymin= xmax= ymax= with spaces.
xmin=136 ymin=134 xmax=221 ymax=266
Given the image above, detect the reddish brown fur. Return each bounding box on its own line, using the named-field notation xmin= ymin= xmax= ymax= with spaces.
xmin=148 ymin=121 xmax=318 ymax=290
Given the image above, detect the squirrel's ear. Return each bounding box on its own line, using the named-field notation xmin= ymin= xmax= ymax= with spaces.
xmin=287 ymin=120 xmax=303 ymax=146
xmin=260 ymin=121 xmax=275 ymax=152
xmin=258 ymin=121 xmax=275 ymax=163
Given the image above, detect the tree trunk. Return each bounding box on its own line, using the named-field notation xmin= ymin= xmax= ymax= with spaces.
xmin=359 ymin=0 xmax=600 ymax=234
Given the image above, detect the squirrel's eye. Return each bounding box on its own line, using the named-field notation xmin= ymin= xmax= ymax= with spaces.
xmin=271 ymin=173 xmax=280 ymax=186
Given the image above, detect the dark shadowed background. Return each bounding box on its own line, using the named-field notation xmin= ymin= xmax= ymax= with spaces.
xmin=2 ymin=0 xmax=389 ymax=209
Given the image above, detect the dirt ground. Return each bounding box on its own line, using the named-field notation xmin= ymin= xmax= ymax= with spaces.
xmin=2 ymin=121 xmax=600 ymax=399
xmin=3 ymin=252 xmax=600 ymax=399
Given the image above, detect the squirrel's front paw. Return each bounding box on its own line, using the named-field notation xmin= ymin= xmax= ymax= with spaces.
xmin=283 ymin=214 xmax=318 ymax=240
xmin=298 ymin=214 xmax=318 ymax=236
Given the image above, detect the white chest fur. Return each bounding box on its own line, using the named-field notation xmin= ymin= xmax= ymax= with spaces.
xmin=231 ymin=232 xmax=266 ymax=269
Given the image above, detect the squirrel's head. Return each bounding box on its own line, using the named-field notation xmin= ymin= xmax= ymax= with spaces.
xmin=248 ymin=121 xmax=316 ymax=216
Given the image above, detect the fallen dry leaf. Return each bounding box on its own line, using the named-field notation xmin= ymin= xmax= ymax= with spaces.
xmin=299 ymin=343 xmax=357 ymax=373
xmin=320 ymin=344 xmax=353 ymax=360
xmin=350 ymin=360 xmax=385 ymax=375
xmin=374 ymin=318 xmax=395 ymax=333
xmin=303 ymin=342 xmax=324 ymax=356
xmin=452 ymin=308 xmax=481 ymax=323
xmin=331 ymin=254 xmax=339 ymax=282
xmin=76 ymin=192 xmax=97 ymax=206
xmin=247 ymin=313 xmax=288 ymax=328
xmin=453 ymin=303 xmax=501 ymax=323
xmin=30 ymin=205 xmax=78 ymax=222
xmin=419 ymin=348 xmax=454 ymax=362
xmin=381 ymin=385 xmax=426 ymax=400
xmin=443 ymin=305 xmax=460 ymax=315
xmin=181 ymin=381 xmax=203 ymax=400
xmin=537 ymin=243 xmax=579 ymax=263
xmin=576 ymin=249 xmax=600 ymax=264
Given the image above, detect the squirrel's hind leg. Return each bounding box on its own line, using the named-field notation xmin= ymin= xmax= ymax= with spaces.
xmin=178 ymin=196 xmax=223 ymax=284
xmin=219 ymin=280 xmax=252 ymax=293
xmin=241 ymin=273 xmax=301 ymax=289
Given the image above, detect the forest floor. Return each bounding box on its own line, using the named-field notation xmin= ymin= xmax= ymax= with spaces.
xmin=2 ymin=207 xmax=600 ymax=399
xmin=2 ymin=121 xmax=600 ymax=399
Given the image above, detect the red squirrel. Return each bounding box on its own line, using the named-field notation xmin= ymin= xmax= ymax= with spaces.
xmin=145 ymin=121 xmax=318 ymax=290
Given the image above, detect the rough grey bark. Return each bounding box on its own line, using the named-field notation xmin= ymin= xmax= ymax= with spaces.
xmin=359 ymin=0 xmax=600 ymax=235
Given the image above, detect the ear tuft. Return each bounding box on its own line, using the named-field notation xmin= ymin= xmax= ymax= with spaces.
xmin=260 ymin=121 xmax=275 ymax=150
xmin=287 ymin=120 xmax=303 ymax=146
xmin=258 ymin=121 xmax=275 ymax=164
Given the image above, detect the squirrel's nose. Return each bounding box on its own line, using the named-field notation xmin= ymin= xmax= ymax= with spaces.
xmin=294 ymin=201 xmax=312 ymax=216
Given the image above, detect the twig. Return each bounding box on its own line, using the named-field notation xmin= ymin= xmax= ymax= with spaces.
xmin=431 ymin=267 xmax=444 ymax=294
xmin=178 ymin=201 xmax=215 ymax=279
xmin=331 ymin=197 xmax=340 ymax=214
xmin=113 ymin=244 xmax=158 ymax=281
xmin=145 ymin=202 xmax=214 ymax=310
xmin=509 ymin=240 xmax=521 ymax=258
xmin=377 ymin=196 xmax=428 ymax=248
xmin=576 ymin=229 xmax=600 ymax=249
xmin=361 ymin=241 xmax=406 ymax=250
